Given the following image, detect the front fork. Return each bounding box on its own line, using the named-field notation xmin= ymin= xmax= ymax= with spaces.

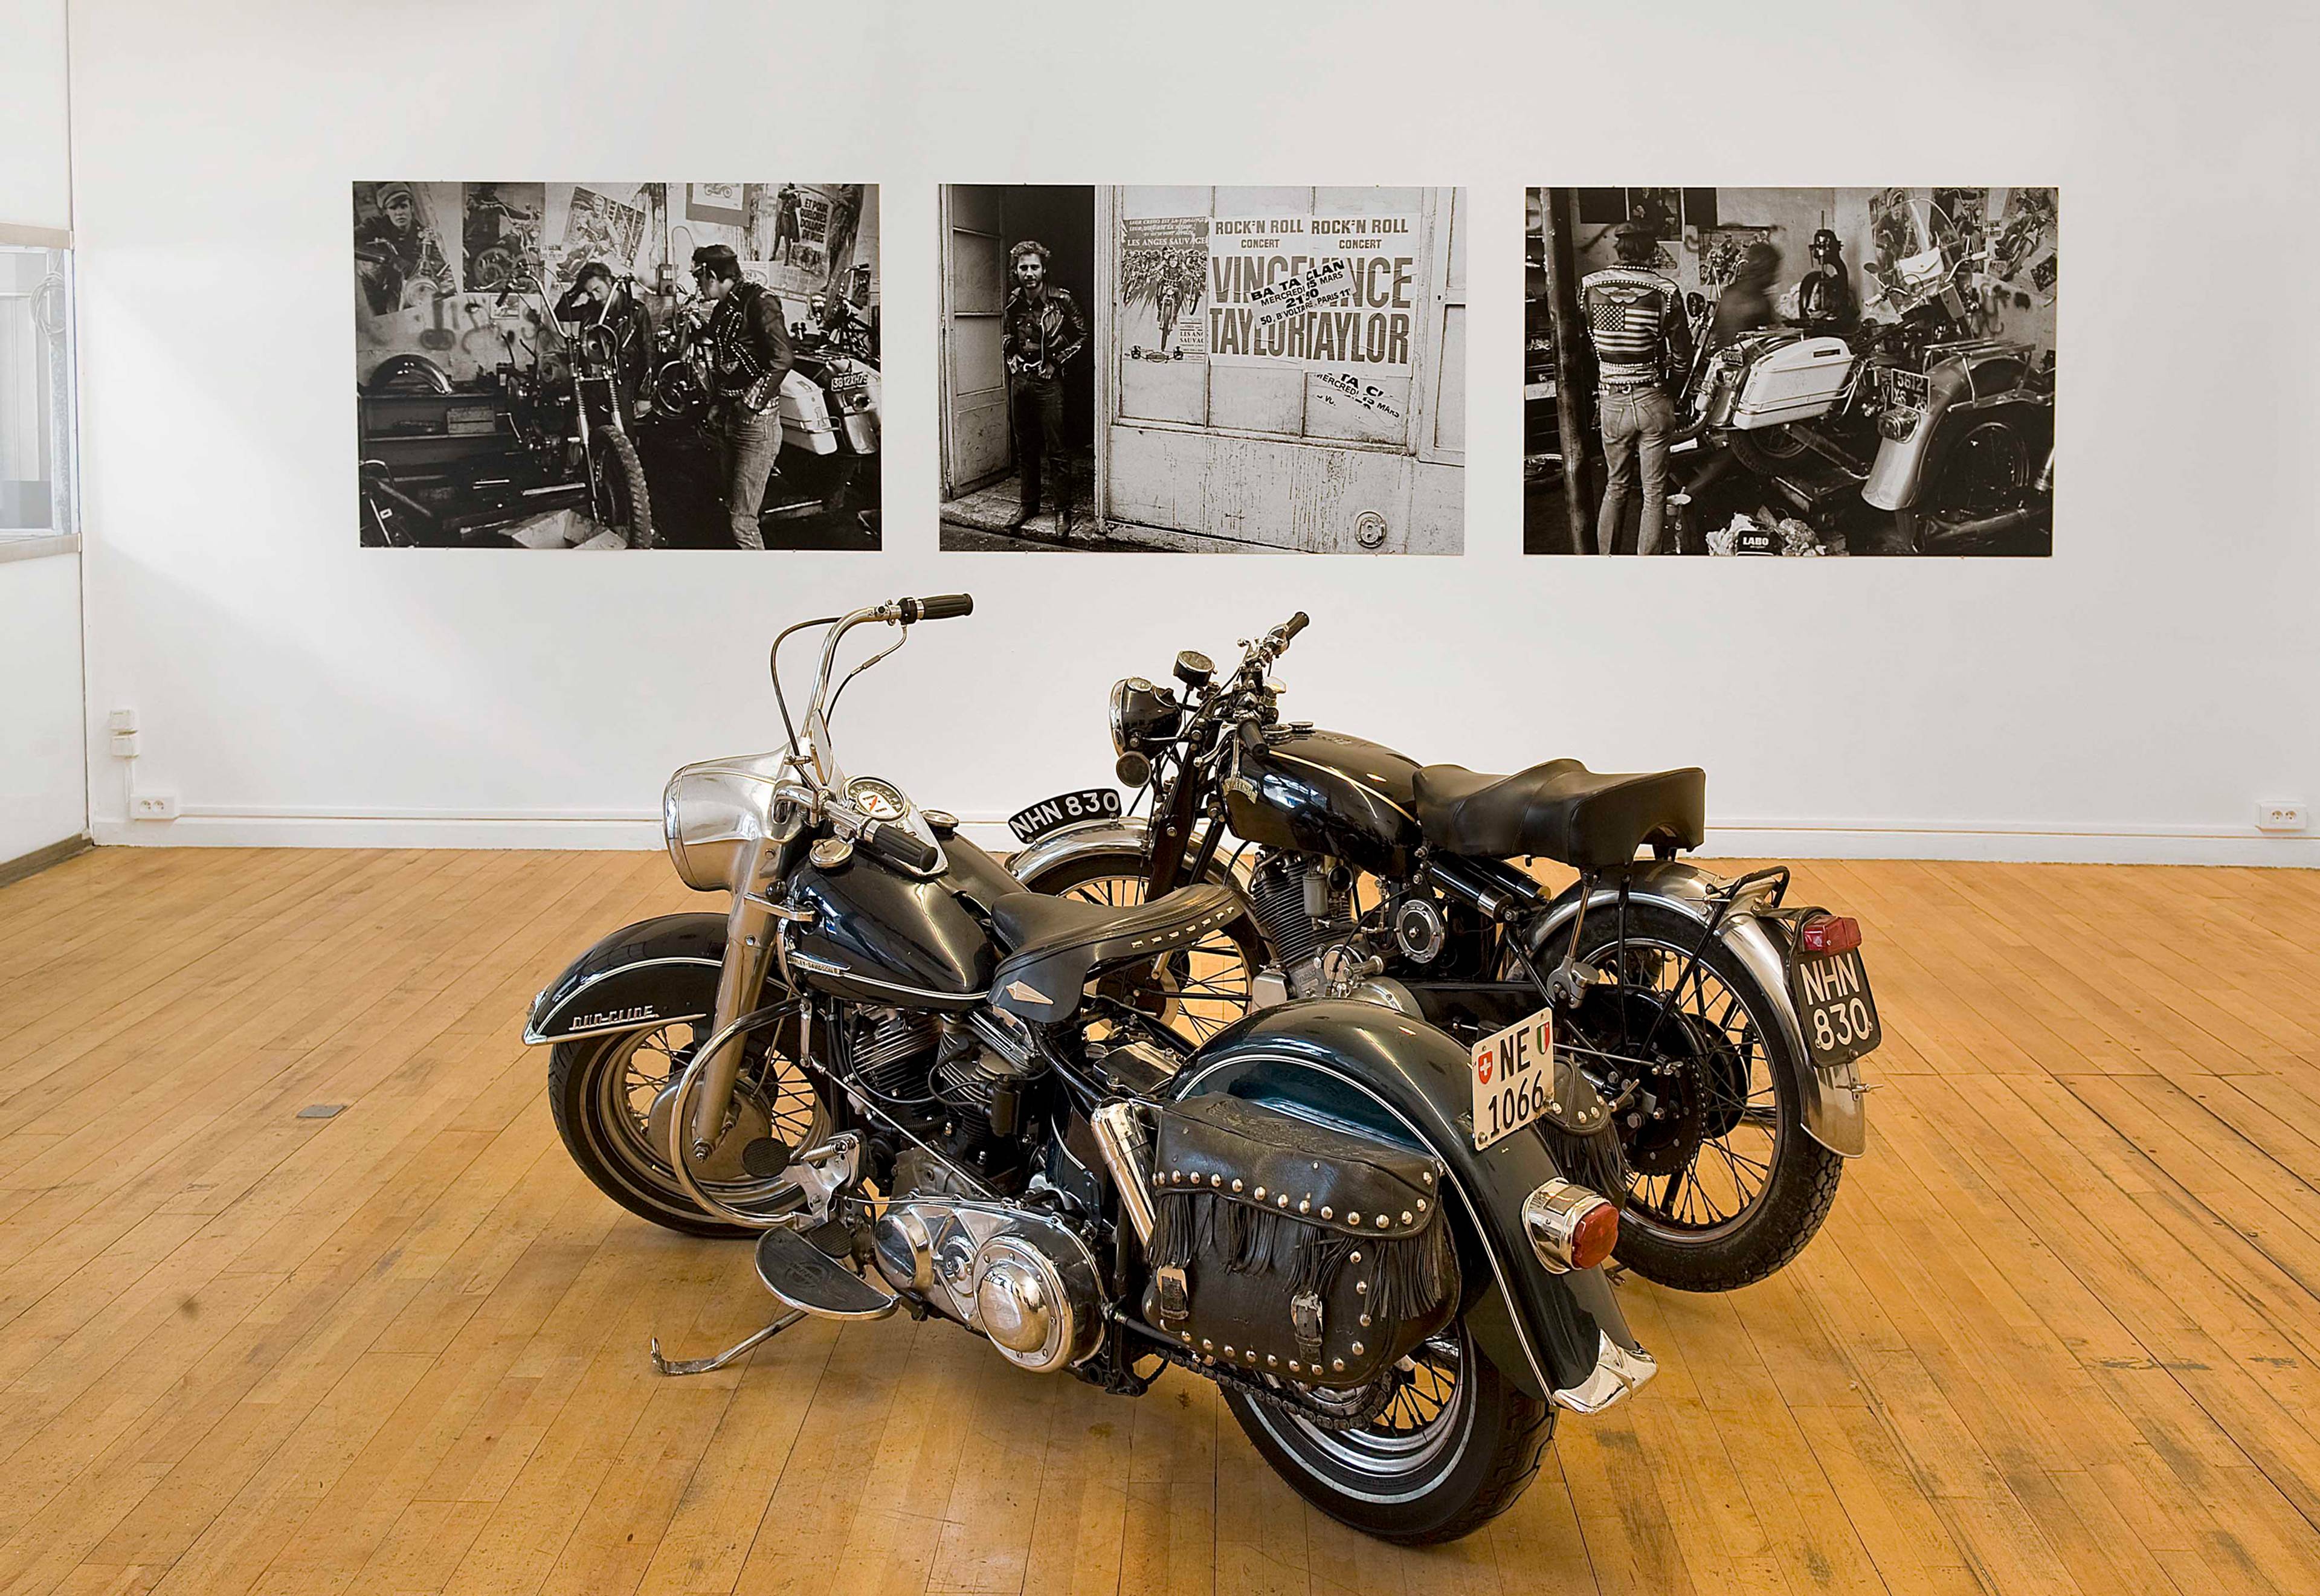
xmin=685 ymin=889 xmax=778 ymax=1157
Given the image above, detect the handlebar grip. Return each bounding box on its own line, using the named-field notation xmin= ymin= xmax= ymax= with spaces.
xmin=863 ymin=820 xmax=939 ymax=874
xmin=901 ymin=594 xmax=974 ymax=623
xmin=1281 ymin=611 xmax=1310 ymax=641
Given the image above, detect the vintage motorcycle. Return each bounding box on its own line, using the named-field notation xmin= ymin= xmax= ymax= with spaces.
xmin=499 ymin=272 xmax=655 ymax=547
xmin=638 ymin=287 xmax=881 ymax=520
xmin=1674 ymin=243 xmax=2055 ymax=554
xmin=1011 ymin=614 xmax=1881 ymax=1293
xmin=522 ymin=597 xmax=1654 ymax=1543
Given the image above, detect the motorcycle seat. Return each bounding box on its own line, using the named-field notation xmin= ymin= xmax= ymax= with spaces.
xmin=987 ymin=883 xmax=1243 ymax=1024
xmin=1413 ymin=760 xmax=1706 ymax=870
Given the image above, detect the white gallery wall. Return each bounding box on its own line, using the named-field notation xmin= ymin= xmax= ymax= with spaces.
xmin=62 ymin=0 xmax=2320 ymax=864
xmin=0 ymin=0 xmax=86 ymax=866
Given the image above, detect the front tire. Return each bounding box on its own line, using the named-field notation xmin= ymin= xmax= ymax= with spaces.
xmin=1012 ymin=848 xmax=1263 ymax=1047
xmin=1225 ymin=1321 xmax=1553 ymax=1545
xmin=549 ymin=1018 xmax=828 ymax=1237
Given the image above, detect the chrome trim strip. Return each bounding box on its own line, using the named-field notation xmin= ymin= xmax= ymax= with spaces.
xmin=1268 ymin=751 xmax=1421 ymax=825
xmin=786 ymin=949 xmax=990 ymax=1005
xmin=1551 ymin=1331 xmax=1658 ymax=1415
xmin=523 ymin=955 xmax=724 ymax=1044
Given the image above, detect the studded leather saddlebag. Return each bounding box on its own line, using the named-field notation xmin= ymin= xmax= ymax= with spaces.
xmin=1141 ymin=1095 xmax=1457 ymax=1389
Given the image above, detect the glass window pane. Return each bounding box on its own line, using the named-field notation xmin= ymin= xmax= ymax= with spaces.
xmin=0 ymin=246 xmax=76 ymax=539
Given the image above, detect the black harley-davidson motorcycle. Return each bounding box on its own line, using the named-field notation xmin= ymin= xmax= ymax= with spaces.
xmin=1010 ymin=614 xmax=1880 ymax=1293
xmin=523 ymin=597 xmax=1655 ymax=1543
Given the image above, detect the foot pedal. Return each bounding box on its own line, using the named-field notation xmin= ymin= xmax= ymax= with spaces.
xmin=755 ymin=1225 xmax=898 ymax=1321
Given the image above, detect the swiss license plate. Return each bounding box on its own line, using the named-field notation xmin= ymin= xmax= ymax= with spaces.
xmin=1007 ymin=788 xmax=1122 ymax=844
xmin=1788 ymin=948 xmax=1881 ymax=1070
xmin=1470 ymin=1008 xmax=1556 ymax=1151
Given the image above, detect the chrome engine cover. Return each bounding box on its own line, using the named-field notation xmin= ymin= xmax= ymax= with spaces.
xmin=870 ymin=1188 xmax=1103 ymax=1374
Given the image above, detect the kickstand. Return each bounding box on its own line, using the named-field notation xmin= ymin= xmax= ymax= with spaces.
xmin=649 ymin=1308 xmax=808 ymax=1377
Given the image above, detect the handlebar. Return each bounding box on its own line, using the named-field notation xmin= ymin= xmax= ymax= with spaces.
xmin=861 ymin=819 xmax=939 ymax=873
xmin=901 ymin=594 xmax=974 ymax=623
xmin=1281 ymin=611 xmax=1309 ymax=642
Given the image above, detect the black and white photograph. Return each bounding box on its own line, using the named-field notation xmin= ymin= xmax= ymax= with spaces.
xmin=1526 ymin=186 xmax=2057 ymax=556
xmin=940 ymin=185 xmax=1466 ymax=553
xmin=355 ymin=181 xmax=880 ymax=550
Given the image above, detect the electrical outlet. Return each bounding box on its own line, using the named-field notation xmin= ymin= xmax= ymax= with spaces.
xmin=2256 ymin=800 xmax=2308 ymax=834
xmin=131 ymin=792 xmax=179 ymax=820
xmin=108 ymin=708 xmax=138 ymax=733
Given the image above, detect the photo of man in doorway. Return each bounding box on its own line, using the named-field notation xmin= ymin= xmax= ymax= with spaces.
xmin=938 ymin=185 xmax=1100 ymax=547
xmin=1002 ymin=239 xmax=1088 ymax=536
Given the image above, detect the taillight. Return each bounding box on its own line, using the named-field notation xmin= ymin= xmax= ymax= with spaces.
xmin=1522 ymin=1179 xmax=1619 ymax=1274
xmin=1799 ymin=914 xmax=1862 ymax=954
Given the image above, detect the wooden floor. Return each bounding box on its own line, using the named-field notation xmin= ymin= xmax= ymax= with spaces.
xmin=3 ymin=849 xmax=2319 ymax=1596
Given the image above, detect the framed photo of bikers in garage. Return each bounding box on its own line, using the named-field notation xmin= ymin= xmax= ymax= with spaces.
xmin=353 ymin=181 xmax=880 ymax=551
xmin=1524 ymin=186 xmax=2057 ymax=557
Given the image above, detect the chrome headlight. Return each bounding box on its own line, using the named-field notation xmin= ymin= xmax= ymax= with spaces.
xmin=1108 ymin=676 xmax=1178 ymax=756
xmin=662 ymin=751 xmax=787 ymax=892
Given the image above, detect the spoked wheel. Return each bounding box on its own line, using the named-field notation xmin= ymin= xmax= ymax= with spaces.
xmin=549 ymin=1018 xmax=828 ymax=1237
xmin=1227 ymin=1320 xmax=1555 ymax=1545
xmin=1728 ymin=422 xmax=1812 ymax=475
xmin=1572 ymin=901 xmax=1840 ymax=1290
xmin=1015 ymin=854 xmax=1260 ymax=1047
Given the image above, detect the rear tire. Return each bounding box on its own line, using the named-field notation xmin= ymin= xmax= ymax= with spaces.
xmin=1576 ymin=901 xmax=1842 ymax=1290
xmin=1226 ymin=1320 xmax=1554 ymax=1545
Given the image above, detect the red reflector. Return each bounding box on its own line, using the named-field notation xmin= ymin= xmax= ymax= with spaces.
xmin=1570 ymin=1201 xmax=1619 ymax=1272
xmin=1799 ymin=915 xmax=1862 ymax=954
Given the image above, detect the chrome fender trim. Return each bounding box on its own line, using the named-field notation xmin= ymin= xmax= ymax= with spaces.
xmin=1532 ymin=861 xmax=1866 ymax=1158
xmin=1003 ymin=816 xmax=1152 ymax=884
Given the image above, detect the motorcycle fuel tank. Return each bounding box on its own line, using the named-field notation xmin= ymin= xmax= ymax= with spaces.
xmin=1228 ymin=729 xmax=1425 ymax=875
xmin=787 ymin=849 xmax=999 ymax=1011
xmin=1729 ymin=333 xmax=1855 ymax=430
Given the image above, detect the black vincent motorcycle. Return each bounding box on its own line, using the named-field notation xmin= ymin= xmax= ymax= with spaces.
xmin=1011 ymin=614 xmax=1881 ymax=1293
xmin=523 ymin=597 xmax=1655 ymax=1544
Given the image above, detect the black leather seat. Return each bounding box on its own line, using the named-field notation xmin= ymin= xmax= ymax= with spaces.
xmin=1414 ymin=759 xmax=1705 ymax=870
xmin=988 ymin=883 xmax=1243 ymax=1023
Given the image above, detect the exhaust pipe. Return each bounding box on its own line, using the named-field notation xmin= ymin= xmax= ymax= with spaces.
xmin=1089 ymin=1102 xmax=1158 ymax=1246
xmin=1912 ymin=501 xmax=2047 ymax=553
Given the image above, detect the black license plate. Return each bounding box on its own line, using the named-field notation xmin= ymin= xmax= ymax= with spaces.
xmin=1788 ymin=947 xmax=1881 ymax=1069
xmin=1008 ymin=788 xmax=1122 ymax=844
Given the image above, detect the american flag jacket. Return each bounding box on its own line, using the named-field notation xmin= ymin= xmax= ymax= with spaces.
xmin=1578 ymin=266 xmax=1692 ymax=391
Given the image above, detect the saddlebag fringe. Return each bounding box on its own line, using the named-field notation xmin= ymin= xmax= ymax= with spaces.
xmin=1147 ymin=1188 xmax=1455 ymax=1328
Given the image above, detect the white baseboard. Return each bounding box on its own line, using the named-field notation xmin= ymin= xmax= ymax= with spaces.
xmin=87 ymin=808 xmax=2319 ymax=868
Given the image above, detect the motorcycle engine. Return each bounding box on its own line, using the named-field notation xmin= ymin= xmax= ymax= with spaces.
xmin=871 ymin=1147 xmax=1103 ymax=1376
xmin=842 ymin=1009 xmax=1045 ymax=1191
xmin=1247 ymin=853 xmax=1368 ymax=999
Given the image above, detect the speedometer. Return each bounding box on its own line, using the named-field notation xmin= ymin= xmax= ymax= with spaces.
xmin=845 ymin=776 xmax=908 ymax=820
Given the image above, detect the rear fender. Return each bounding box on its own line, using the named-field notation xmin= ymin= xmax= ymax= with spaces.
xmin=1532 ymin=863 xmax=1867 ymax=1157
xmin=523 ymin=913 xmax=726 ymax=1044
xmin=1167 ymin=1000 xmax=1641 ymax=1402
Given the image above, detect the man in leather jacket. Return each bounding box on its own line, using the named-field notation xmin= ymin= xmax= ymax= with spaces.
xmin=692 ymin=245 xmax=794 ymax=550
xmin=1002 ymin=240 xmax=1086 ymax=535
xmin=554 ymin=262 xmax=653 ymax=412
xmin=1580 ymin=221 xmax=1691 ymax=555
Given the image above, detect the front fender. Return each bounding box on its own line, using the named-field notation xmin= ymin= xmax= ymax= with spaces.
xmin=1005 ymin=816 xmax=1151 ymax=885
xmin=1167 ymin=1000 xmax=1643 ymax=1403
xmin=523 ymin=912 xmax=726 ymax=1044
xmin=1532 ymin=862 xmax=1867 ymax=1157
